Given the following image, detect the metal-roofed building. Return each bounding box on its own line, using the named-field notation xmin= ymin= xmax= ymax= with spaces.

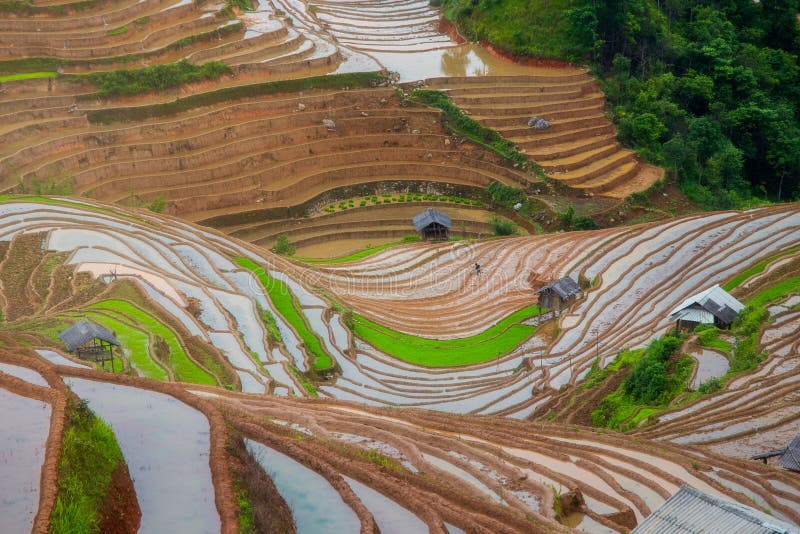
xmin=751 ymin=434 xmax=800 ymax=473
xmin=633 ymin=485 xmax=799 ymax=534
xmin=412 ymin=209 xmax=451 ymax=240
xmin=59 ymin=320 xmax=120 ymax=368
xmin=535 ymin=276 xmax=581 ymax=311
xmin=668 ymin=284 xmax=744 ymax=330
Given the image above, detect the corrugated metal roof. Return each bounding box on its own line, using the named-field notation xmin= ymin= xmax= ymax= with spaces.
xmin=535 ymin=276 xmax=581 ymax=299
xmin=412 ymin=209 xmax=451 ymax=231
xmin=668 ymin=285 xmax=744 ymax=324
xmin=673 ymin=308 xmax=715 ymax=324
xmin=779 ymin=434 xmax=800 ymax=472
xmin=633 ymin=486 xmax=799 ymax=534
xmin=59 ymin=320 xmax=120 ymax=352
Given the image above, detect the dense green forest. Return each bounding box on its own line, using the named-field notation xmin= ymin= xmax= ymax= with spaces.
xmin=436 ymin=0 xmax=800 ymax=207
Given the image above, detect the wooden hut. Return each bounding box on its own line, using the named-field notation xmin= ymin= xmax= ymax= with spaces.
xmin=59 ymin=320 xmax=120 ymax=369
xmin=668 ymin=285 xmax=744 ymax=331
xmin=535 ymin=276 xmax=581 ymax=311
xmin=412 ymin=209 xmax=451 ymax=240
xmin=751 ymin=434 xmax=800 ymax=473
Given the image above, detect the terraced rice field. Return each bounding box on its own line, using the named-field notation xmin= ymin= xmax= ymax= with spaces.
xmin=0 ymin=80 xmax=534 ymax=256
xmin=0 ymin=198 xmax=799 ymax=532
xmin=2 ymin=0 xmax=800 ymax=531
xmin=0 ymin=0 xmax=341 ymax=75
xmin=5 ymin=344 xmax=799 ymax=533
xmin=427 ymin=75 xmax=664 ymax=198
xmin=640 ymin=296 xmax=800 ymax=457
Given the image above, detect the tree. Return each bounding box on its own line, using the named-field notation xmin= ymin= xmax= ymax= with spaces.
xmin=273 ymin=235 xmax=295 ymax=256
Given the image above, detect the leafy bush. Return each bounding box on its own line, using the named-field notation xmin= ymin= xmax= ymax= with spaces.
xmin=622 ymin=336 xmax=682 ymax=404
xmin=697 ymin=377 xmax=723 ymax=394
xmin=147 ymin=195 xmax=166 ymax=213
xmin=572 ymin=215 xmax=599 ymax=230
xmin=106 ymin=25 xmax=127 ymax=36
xmin=273 ymin=235 xmax=295 ymax=256
xmin=489 ymin=216 xmax=517 ymax=236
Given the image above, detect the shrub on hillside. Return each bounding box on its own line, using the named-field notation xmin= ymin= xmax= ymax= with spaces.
xmin=622 ymin=335 xmax=682 ymax=404
xmin=273 ymin=235 xmax=295 ymax=256
xmin=489 ymin=216 xmax=517 ymax=236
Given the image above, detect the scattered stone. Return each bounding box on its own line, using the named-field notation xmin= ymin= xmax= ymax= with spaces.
xmin=361 ymin=112 xmax=369 ymax=117
xmin=322 ymin=119 xmax=336 ymax=131
xmin=618 ymin=211 xmax=625 ymax=218
xmin=380 ymin=98 xmax=388 ymax=105
xmin=532 ymin=118 xmax=550 ymax=130
xmin=297 ymin=103 xmax=306 ymax=111
xmin=412 ymin=129 xmax=420 ymax=134
xmin=513 ymin=202 xmax=522 ymax=211
xmin=444 ymin=138 xmax=451 ymax=146
xmin=527 ymin=116 xmax=540 ymax=127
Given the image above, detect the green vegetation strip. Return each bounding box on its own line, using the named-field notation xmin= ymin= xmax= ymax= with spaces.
xmin=352 ymin=306 xmax=539 ymax=367
xmin=88 ymin=300 xmax=216 ymax=385
xmin=298 ymin=238 xmax=420 ymax=264
xmin=86 ymin=60 xmax=231 ymax=98
xmin=723 ymin=245 xmax=800 ymax=291
xmin=236 ymin=258 xmax=333 ymax=371
xmin=590 ymin=336 xmax=693 ymax=432
xmin=0 ymin=71 xmax=56 ymax=82
xmin=87 ymin=71 xmax=386 ymax=124
xmin=412 ymin=89 xmax=533 ymax=170
xmin=82 ymin=312 xmax=168 ymax=381
xmin=50 ymin=400 xmax=124 ymax=534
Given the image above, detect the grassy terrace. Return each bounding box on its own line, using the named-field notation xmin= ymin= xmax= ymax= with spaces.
xmin=723 ymin=244 xmax=800 ymax=291
xmin=352 ymin=306 xmax=540 ymax=367
xmin=50 ymin=400 xmax=124 ymax=534
xmin=297 ymin=240 xmax=416 ymax=265
xmin=82 ymin=311 xmax=168 ymax=381
xmin=236 ymin=258 xmax=334 ymax=371
xmin=87 ymin=300 xmax=216 ymax=385
xmin=87 ymin=71 xmax=386 ymax=124
xmin=0 ymin=71 xmax=56 ymax=82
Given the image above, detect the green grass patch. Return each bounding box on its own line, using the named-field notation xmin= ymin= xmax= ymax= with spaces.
xmin=87 ymin=59 xmax=231 ymax=97
xmin=723 ymin=245 xmax=800 ymax=291
xmin=87 ymin=71 xmax=385 ymax=124
xmin=257 ymin=306 xmax=282 ymax=343
xmin=236 ymin=258 xmax=334 ymax=371
xmin=298 ymin=239 xmax=415 ymax=264
xmin=82 ymin=312 xmax=168 ymax=381
xmin=0 ymin=71 xmax=57 ymax=82
xmin=352 ymin=306 xmax=539 ymax=367
xmin=106 ymin=25 xmax=127 ymax=36
xmin=289 ymin=364 xmax=318 ymax=397
xmin=748 ymin=276 xmax=800 ymax=308
xmin=693 ymin=324 xmax=733 ymax=353
xmin=88 ymin=300 xmax=215 ymax=385
xmin=436 ymin=0 xmax=579 ymax=60
xmin=50 ymin=399 xmax=124 ymax=534
xmin=591 ymin=336 xmax=694 ymax=431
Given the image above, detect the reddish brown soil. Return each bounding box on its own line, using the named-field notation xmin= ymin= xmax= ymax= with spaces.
xmin=97 ymin=461 xmax=141 ymax=534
